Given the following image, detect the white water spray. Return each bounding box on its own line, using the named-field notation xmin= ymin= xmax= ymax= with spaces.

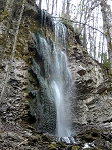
xmin=36 ymin=19 xmax=72 ymax=137
xmin=51 ymin=21 xmax=72 ymax=137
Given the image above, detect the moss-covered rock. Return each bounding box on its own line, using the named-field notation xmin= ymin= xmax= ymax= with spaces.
xmin=0 ymin=9 xmax=9 ymax=21
xmin=41 ymin=134 xmax=51 ymax=142
xmin=28 ymin=134 xmax=42 ymax=145
xmin=0 ymin=39 xmax=4 ymax=45
xmin=77 ymin=128 xmax=101 ymax=142
xmin=0 ymin=34 xmax=5 ymax=45
xmin=57 ymin=141 xmax=66 ymax=148
xmin=71 ymin=145 xmax=82 ymax=150
xmin=48 ymin=143 xmax=57 ymax=150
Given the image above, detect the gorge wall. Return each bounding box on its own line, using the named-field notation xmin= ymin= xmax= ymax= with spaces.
xmin=0 ymin=0 xmax=112 ymax=139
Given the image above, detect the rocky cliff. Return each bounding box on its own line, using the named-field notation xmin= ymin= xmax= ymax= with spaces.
xmin=0 ymin=0 xmax=111 ymax=149
xmin=68 ymin=43 xmax=112 ymax=128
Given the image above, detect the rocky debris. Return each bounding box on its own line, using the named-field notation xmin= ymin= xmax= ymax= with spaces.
xmin=77 ymin=65 xmax=86 ymax=76
xmin=0 ymin=126 xmax=110 ymax=150
xmin=76 ymin=127 xmax=112 ymax=150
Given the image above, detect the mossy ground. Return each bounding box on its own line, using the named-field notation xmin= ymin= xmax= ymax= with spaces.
xmin=0 ymin=9 xmax=9 ymax=22
xmin=71 ymin=146 xmax=81 ymax=150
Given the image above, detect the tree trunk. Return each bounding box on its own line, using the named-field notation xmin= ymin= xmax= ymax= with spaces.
xmin=66 ymin=0 xmax=71 ymax=19
xmin=51 ymin=0 xmax=54 ymax=14
xmin=39 ymin=0 xmax=42 ymax=9
xmin=61 ymin=0 xmax=66 ymax=15
xmin=0 ymin=0 xmax=26 ymax=103
xmin=46 ymin=0 xmax=49 ymax=12
xmin=100 ymin=0 xmax=112 ymax=74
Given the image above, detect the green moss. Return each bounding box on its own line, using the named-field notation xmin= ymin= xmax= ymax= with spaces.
xmin=48 ymin=143 xmax=57 ymax=150
xmin=77 ymin=128 xmax=101 ymax=142
xmin=0 ymin=34 xmax=5 ymax=40
xmin=15 ymin=20 xmax=36 ymax=64
xmin=71 ymin=145 xmax=82 ymax=150
xmin=0 ymin=34 xmax=5 ymax=45
xmin=0 ymin=39 xmax=4 ymax=45
xmin=30 ymin=19 xmax=39 ymax=33
xmin=0 ymin=9 xmax=9 ymax=21
xmin=57 ymin=141 xmax=66 ymax=148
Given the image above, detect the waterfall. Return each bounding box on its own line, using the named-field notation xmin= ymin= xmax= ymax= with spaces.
xmin=35 ymin=19 xmax=71 ymax=137
xmin=51 ymin=50 xmax=71 ymax=137
xmin=52 ymin=20 xmax=72 ymax=137
xmin=54 ymin=19 xmax=67 ymax=49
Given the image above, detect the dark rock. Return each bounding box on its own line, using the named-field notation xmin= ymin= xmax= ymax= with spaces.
xmin=41 ymin=133 xmax=51 ymax=142
xmin=66 ymin=145 xmax=72 ymax=150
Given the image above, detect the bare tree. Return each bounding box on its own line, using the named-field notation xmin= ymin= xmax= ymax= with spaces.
xmin=61 ymin=0 xmax=66 ymax=15
xmin=36 ymin=0 xmax=111 ymax=72
xmin=39 ymin=0 xmax=42 ymax=8
xmin=100 ymin=0 xmax=112 ymax=74
xmin=51 ymin=0 xmax=54 ymax=14
xmin=46 ymin=0 xmax=49 ymax=12
xmin=66 ymin=0 xmax=71 ymax=18
xmin=0 ymin=0 xmax=15 ymax=66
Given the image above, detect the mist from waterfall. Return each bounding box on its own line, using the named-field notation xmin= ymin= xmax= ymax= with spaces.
xmin=35 ymin=17 xmax=72 ymax=137
xmin=51 ymin=50 xmax=72 ymax=137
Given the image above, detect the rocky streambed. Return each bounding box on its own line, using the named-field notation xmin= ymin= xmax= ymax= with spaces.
xmin=0 ymin=120 xmax=111 ymax=150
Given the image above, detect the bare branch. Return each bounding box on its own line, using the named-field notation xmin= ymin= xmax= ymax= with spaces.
xmin=52 ymin=16 xmax=106 ymax=36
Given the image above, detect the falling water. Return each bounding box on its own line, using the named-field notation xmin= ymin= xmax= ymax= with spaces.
xmin=52 ymin=19 xmax=72 ymax=137
xmin=54 ymin=18 xmax=67 ymax=49
xmin=51 ymin=50 xmax=71 ymax=137
xmin=35 ymin=19 xmax=71 ymax=137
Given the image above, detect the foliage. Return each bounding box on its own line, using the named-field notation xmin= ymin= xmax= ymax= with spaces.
xmin=101 ymin=52 xmax=110 ymax=69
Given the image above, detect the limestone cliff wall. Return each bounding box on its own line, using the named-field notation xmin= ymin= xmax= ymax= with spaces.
xmin=68 ymin=44 xmax=112 ymax=130
xmin=0 ymin=0 xmax=56 ymax=134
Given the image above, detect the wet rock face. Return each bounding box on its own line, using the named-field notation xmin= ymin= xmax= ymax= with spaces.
xmin=27 ymin=32 xmax=56 ymax=134
xmin=68 ymin=44 xmax=112 ymax=128
xmin=0 ymin=0 xmax=6 ymax=15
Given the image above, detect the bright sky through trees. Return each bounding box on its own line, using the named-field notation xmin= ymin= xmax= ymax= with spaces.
xmin=36 ymin=0 xmax=112 ymax=16
xmin=36 ymin=0 xmax=112 ymax=64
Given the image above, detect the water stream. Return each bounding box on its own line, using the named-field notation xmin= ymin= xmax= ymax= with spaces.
xmin=51 ymin=49 xmax=71 ymax=137
xmin=35 ymin=17 xmax=72 ymax=137
xmin=53 ymin=20 xmax=72 ymax=137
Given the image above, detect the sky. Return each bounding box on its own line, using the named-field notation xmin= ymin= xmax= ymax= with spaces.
xmin=36 ymin=0 xmax=112 ymax=15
